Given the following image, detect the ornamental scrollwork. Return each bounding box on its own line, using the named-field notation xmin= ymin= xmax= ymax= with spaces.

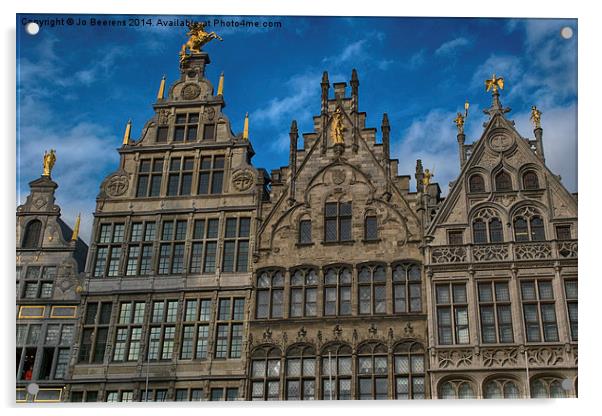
xmin=514 ymin=242 xmax=552 ymax=260
xmin=437 ymin=349 xmax=473 ymax=369
xmin=482 ymin=348 xmax=519 ymax=367
xmin=526 ymin=347 xmax=565 ymax=367
xmin=473 ymin=244 xmax=509 ymax=262
xmin=558 ymin=241 xmax=578 ymax=258
xmin=431 ymin=246 xmax=467 ymax=264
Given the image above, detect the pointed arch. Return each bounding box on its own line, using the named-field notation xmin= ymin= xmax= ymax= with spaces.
xmin=22 ymin=219 xmax=43 ymax=249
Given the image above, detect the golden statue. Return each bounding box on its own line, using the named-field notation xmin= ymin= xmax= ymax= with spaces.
xmin=179 ymin=22 xmax=223 ymax=62
xmin=422 ymin=168 xmax=434 ymax=187
xmin=42 ymin=149 xmax=56 ymax=177
xmin=331 ymin=107 xmax=345 ymax=145
xmin=530 ymin=105 xmax=542 ymax=129
xmin=453 ymin=112 xmax=465 ymax=134
xmin=485 ymin=73 xmax=504 ymax=92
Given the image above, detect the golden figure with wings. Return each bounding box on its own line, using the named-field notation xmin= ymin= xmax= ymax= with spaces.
xmin=331 ymin=107 xmax=345 ymax=145
xmin=42 ymin=149 xmax=56 ymax=177
xmin=530 ymin=105 xmax=542 ymax=129
xmin=453 ymin=112 xmax=465 ymax=134
xmin=485 ymin=74 xmax=504 ymax=92
xmin=179 ymin=22 xmax=223 ymax=62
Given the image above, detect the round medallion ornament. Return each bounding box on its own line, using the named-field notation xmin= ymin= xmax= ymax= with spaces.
xmin=181 ymin=83 xmax=201 ymax=100
xmin=331 ymin=169 xmax=346 ymax=185
xmin=489 ymin=134 xmax=513 ymax=153
xmin=232 ymin=170 xmax=254 ymax=192
xmin=105 ymin=174 xmax=129 ymax=197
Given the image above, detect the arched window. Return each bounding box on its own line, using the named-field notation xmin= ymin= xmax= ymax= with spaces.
xmin=358 ymin=264 xmax=386 ymax=315
xmin=290 ymin=268 xmax=318 ymax=317
xmin=324 ymin=266 xmax=352 ymax=316
xmin=438 ymin=379 xmax=476 ymax=399
xmin=483 ymin=378 xmax=521 ymax=399
xmin=489 ymin=218 xmax=504 ymax=243
xmin=469 ymin=174 xmax=485 ymax=192
xmin=530 ymin=377 xmax=566 ymax=398
xmin=250 ymin=346 xmax=281 ymax=400
xmin=321 ymin=343 xmax=352 ymax=400
xmin=473 ymin=219 xmax=487 ymax=244
xmin=530 ymin=217 xmax=545 ymax=241
xmin=392 ymin=263 xmax=422 ymax=313
xmin=285 ymin=345 xmax=316 ymax=400
xmin=394 ymin=341 xmax=425 ymax=399
xmin=514 ymin=218 xmax=529 ymax=241
xmin=357 ymin=342 xmax=389 ymax=400
xmin=522 ymin=171 xmax=539 ymax=190
xmin=256 ymin=270 xmax=284 ymax=319
xmin=495 ymin=171 xmax=512 ymax=191
xmin=22 ymin=220 xmax=42 ymax=249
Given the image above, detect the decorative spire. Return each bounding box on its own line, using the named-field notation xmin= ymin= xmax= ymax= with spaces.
xmin=483 ymin=74 xmax=511 ymax=116
xmin=242 ymin=112 xmax=249 ymax=140
xmin=42 ymin=149 xmax=56 ymax=178
xmin=71 ymin=213 xmax=81 ymax=241
xmin=381 ymin=112 xmax=390 ymax=155
xmin=156 ymin=75 xmax=166 ymax=100
xmin=350 ymin=69 xmax=359 ymax=110
xmin=321 ymin=71 xmax=330 ymax=110
xmin=288 ymin=120 xmax=299 ymax=205
xmin=122 ymin=119 xmax=132 ymax=145
xmin=217 ymin=71 xmax=224 ymax=96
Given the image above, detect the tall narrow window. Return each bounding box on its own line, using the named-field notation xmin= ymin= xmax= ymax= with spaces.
xmin=113 ymin=301 xmax=145 ymax=362
xmin=22 ymin=220 xmax=42 ymax=249
xmin=167 ymin=157 xmax=194 ymax=196
xmin=324 ymin=201 xmax=352 ymax=242
xmin=136 ymin=158 xmax=164 ymax=197
xmin=222 ymin=217 xmax=251 ymax=272
xmin=495 ymin=171 xmax=512 ymax=191
xmin=147 ymin=299 xmax=178 ymax=360
xmin=478 ymin=281 xmax=513 ymax=343
xmin=256 ymin=270 xmax=284 ymax=319
xmin=394 ymin=341 xmax=425 ymax=399
xmin=285 ymin=345 xmax=316 ymax=400
xmin=198 ymin=155 xmax=224 ymax=194
xmin=298 ymin=219 xmax=312 ymax=244
xmin=472 ymin=219 xmax=487 ymax=244
xmin=488 ymin=218 xmax=504 ymax=243
xmin=357 ymin=342 xmax=389 ymax=400
xmin=181 ymin=298 xmax=212 ymax=359
xmin=469 ymin=174 xmax=485 ymax=192
xmin=289 ymin=268 xmax=318 ymax=317
xmin=530 ymin=217 xmax=545 ymax=241
xmin=126 ymin=221 xmax=156 ymax=276
xmin=564 ymin=280 xmax=578 ymax=341
xmin=364 ymin=216 xmax=378 ymax=241
xmin=189 ymin=218 xmax=219 ymax=274
xmin=158 ymin=219 xmax=187 ymax=275
xmin=436 ymin=283 xmax=469 ymax=345
xmin=324 ymin=266 xmax=352 ymax=316
xmin=202 ymin=123 xmax=216 ymax=141
xmin=522 ymin=171 xmax=539 ymax=190
xmin=93 ymin=223 xmax=125 ymax=277
xmin=393 ymin=263 xmax=422 ymax=313
xmin=521 ymin=280 xmax=559 ymax=342
xmin=250 ymin=346 xmax=281 ymax=401
xmin=514 ymin=218 xmax=529 ymax=242
xmin=214 ymin=297 xmax=244 ymax=359
xmin=78 ymin=302 xmax=112 ymax=363
xmin=358 ymin=264 xmax=387 ymax=315
xmin=321 ymin=344 xmax=352 ymax=400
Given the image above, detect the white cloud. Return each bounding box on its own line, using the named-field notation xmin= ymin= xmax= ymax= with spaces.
xmin=435 ymin=37 xmax=472 ymax=56
xmin=323 ymin=39 xmax=367 ymax=65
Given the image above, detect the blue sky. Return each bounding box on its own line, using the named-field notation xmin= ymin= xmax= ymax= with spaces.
xmin=16 ymin=14 xmax=577 ymax=243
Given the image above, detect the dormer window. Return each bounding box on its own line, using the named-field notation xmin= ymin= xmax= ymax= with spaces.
xmin=173 ymin=113 xmax=199 ymax=142
xmin=522 ymin=171 xmax=539 ymax=190
xmin=324 ymin=201 xmax=352 ymax=242
xmin=495 ymin=171 xmax=512 ymax=191
xmin=469 ymin=174 xmax=485 ymax=192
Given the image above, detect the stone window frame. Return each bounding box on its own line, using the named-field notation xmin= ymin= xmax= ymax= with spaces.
xmin=468 ymin=173 xmax=486 ymax=193
xmin=78 ymin=302 xmax=113 ymax=364
xmin=221 ymin=216 xmax=251 ymax=273
xmin=166 ymin=155 xmax=195 ymax=196
xmin=357 ymin=263 xmax=387 ymax=315
xmin=173 ymin=112 xmax=200 ymax=142
xmin=393 ymin=341 xmax=426 ymax=399
xmin=181 ymin=297 xmax=213 ymax=360
xmin=189 ymin=217 xmax=220 ymax=274
xmin=435 ymin=282 xmax=470 ymax=345
xmin=174 ymin=387 xmax=205 ymax=401
xmin=563 ymin=278 xmax=578 ymax=342
xmin=363 ymin=212 xmax=379 ymax=242
xmin=519 ymin=279 xmax=559 ymax=343
xmin=16 ymin=323 xmax=46 ymax=381
xmin=69 ymin=390 xmax=99 ymax=402
xmin=321 ymin=342 xmax=353 ymax=400
xmin=147 ymin=299 xmax=179 ymax=361
xmin=483 ymin=377 xmax=522 ymax=399
xmin=140 ymin=388 xmax=169 ymax=402
xmin=135 ymin=157 xmax=164 ymax=198
xmin=323 ymin=200 xmax=353 ymax=243
xmin=21 ymin=219 xmax=43 ymax=249
xmin=522 ymin=170 xmax=540 ymax=190
xmin=477 ymin=280 xmax=514 ymax=344
xmin=21 ymin=265 xmax=56 ymax=300
xmin=512 ymin=206 xmax=546 ymax=242
xmin=284 ymin=344 xmax=316 ymax=400
xmin=298 ymin=218 xmax=312 ymax=245
xmin=471 ymin=207 xmax=505 ymax=244
xmin=555 ymin=224 xmax=573 ymax=240
xmin=530 ymin=376 xmax=566 ymax=398
xmin=447 ymin=229 xmax=464 ymax=245
xmin=438 ymin=378 xmax=477 ymax=399
xmin=356 ymin=341 xmax=389 ymax=400
xmin=93 ymin=222 xmax=125 ymax=278
xmin=198 ymin=154 xmax=225 ymax=195
xmin=289 ymin=267 xmax=319 ymax=318
xmin=494 ymin=170 xmax=513 ymax=192
xmin=392 ymin=262 xmax=422 ymax=314
xmin=255 ymin=269 xmax=285 ymax=319
xmin=125 ymin=221 xmax=156 ymax=276
xmin=112 ymin=300 xmax=146 ymax=362
xmin=157 ymin=219 xmax=188 ymax=275
xmin=323 ymin=265 xmax=352 ymax=317
xmin=250 ymin=345 xmax=282 ymax=400
xmin=214 ymin=297 xmax=245 ymax=359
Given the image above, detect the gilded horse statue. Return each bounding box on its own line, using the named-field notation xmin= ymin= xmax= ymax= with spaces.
xmin=179 ymin=22 xmax=223 ymax=62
